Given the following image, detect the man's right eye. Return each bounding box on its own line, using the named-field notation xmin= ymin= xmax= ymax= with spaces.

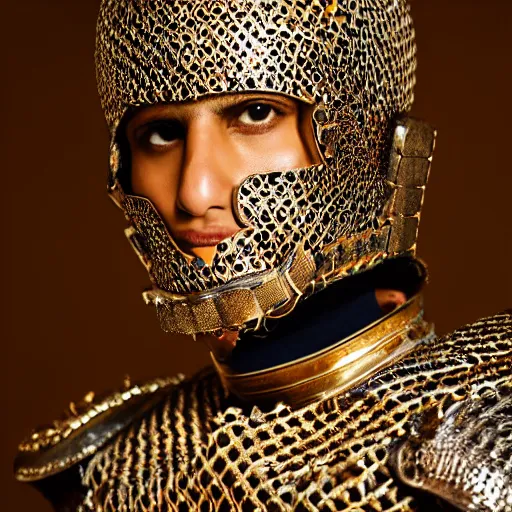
xmin=142 ymin=122 xmax=183 ymax=148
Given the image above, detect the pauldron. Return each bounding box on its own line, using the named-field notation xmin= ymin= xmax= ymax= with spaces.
xmin=15 ymin=310 xmax=512 ymax=511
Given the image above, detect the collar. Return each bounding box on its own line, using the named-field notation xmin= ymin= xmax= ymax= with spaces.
xmin=211 ymin=294 xmax=433 ymax=408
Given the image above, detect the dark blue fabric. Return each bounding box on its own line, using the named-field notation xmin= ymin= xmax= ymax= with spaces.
xmin=229 ymin=286 xmax=383 ymax=373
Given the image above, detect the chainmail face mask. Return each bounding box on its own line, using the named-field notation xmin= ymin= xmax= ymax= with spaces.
xmin=96 ymin=0 xmax=435 ymax=336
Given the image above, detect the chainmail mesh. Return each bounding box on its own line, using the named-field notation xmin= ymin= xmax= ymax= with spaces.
xmin=96 ymin=0 xmax=418 ymax=298
xmin=396 ymin=387 xmax=512 ymax=511
xmin=96 ymin=1 xmax=416 ymax=131
xmin=78 ymin=312 xmax=512 ymax=511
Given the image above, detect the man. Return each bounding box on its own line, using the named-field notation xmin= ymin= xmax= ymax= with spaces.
xmin=15 ymin=1 xmax=511 ymax=511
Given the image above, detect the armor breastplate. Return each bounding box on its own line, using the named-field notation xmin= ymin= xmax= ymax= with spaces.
xmin=16 ymin=310 xmax=512 ymax=511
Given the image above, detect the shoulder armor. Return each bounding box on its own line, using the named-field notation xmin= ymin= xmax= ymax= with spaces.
xmin=392 ymin=310 xmax=512 ymax=511
xmin=420 ymin=309 xmax=512 ymax=378
xmin=394 ymin=387 xmax=512 ymax=511
xmin=437 ymin=309 xmax=511 ymax=358
xmin=14 ymin=375 xmax=183 ymax=483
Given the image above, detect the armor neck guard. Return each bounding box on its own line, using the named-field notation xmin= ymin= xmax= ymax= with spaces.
xmin=228 ymin=287 xmax=384 ymax=373
xmin=212 ymin=293 xmax=433 ymax=408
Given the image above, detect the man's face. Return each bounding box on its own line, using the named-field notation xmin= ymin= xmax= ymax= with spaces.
xmin=125 ymin=93 xmax=317 ymax=263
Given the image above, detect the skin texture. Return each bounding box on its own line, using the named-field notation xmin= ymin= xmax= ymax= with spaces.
xmin=126 ymin=93 xmax=316 ymax=263
xmin=125 ymin=93 xmax=406 ymax=358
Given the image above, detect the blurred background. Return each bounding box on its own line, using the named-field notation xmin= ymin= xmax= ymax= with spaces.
xmin=3 ymin=1 xmax=511 ymax=510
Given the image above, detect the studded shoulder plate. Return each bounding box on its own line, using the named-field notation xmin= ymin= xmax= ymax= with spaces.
xmin=50 ymin=311 xmax=512 ymax=512
xmin=14 ymin=375 xmax=183 ymax=483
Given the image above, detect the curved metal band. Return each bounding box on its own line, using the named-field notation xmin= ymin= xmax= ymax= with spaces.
xmin=212 ymin=294 xmax=433 ymax=407
xmin=143 ymin=245 xmax=316 ymax=335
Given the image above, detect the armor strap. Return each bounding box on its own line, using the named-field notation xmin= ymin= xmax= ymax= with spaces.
xmin=143 ymin=244 xmax=316 ymax=335
xmin=385 ymin=116 xmax=436 ymax=254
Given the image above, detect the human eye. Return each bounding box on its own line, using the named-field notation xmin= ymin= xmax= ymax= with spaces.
xmin=138 ymin=121 xmax=184 ymax=150
xmin=237 ymin=103 xmax=277 ymax=126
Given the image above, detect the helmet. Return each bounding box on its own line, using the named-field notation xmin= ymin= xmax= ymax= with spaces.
xmin=95 ymin=0 xmax=435 ymax=337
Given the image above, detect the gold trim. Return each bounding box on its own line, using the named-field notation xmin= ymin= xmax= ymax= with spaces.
xmin=212 ymin=295 xmax=432 ymax=407
xmin=143 ymin=244 xmax=316 ymax=335
xmin=15 ymin=376 xmax=182 ymax=482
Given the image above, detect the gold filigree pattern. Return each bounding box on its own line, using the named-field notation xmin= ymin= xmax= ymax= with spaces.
xmin=394 ymin=387 xmax=512 ymax=511
xmin=15 ymin=376 xmax=183 ymax=482
xmin=15 ymin=312 xmax=512 ymax=510
xmin=70 ymin=311 xmax=510 ymax=511
xmin=94 ymin=1 xmax=427 ymax=335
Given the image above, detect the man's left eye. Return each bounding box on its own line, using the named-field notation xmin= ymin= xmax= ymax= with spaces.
xmin=238 ymin=104 xmax=276 ymax=125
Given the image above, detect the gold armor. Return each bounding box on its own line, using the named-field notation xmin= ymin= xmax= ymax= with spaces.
xmin=15 ymin=309 xmax=512 ymax=510
xmin=95 ymin=0 xmax=426 ymax=336
xmin=14 ymin=0 xmax=512 ymax=511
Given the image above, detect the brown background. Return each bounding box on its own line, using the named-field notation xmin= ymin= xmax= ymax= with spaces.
xmin=3 ymin=1 xmax=511 ymax=510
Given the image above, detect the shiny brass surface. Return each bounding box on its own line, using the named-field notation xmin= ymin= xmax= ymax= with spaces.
xmin=14 ymin=376 xmax=182 ymax=482
xmin=15 ymin=312 xmax=512 ymax=511
xmin=213 ymin=294 xmax=432 ymax=407
xmin=94 ymin=1 xmax=438 ymax=337
xmin=143 ymin=244 xmax=316 ymax=335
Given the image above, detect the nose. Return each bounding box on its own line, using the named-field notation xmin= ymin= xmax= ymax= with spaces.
xmin=176 ymin=117 xmax=233 ymax=218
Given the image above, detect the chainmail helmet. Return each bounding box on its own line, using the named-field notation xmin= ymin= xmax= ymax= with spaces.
xmin=95 ymin=0 xmax=435 ymax=337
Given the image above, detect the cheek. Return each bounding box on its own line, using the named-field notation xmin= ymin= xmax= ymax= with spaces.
xmin=130 ymin=151 xmax=180 ymax=218
xmin=235 ymin=120 xmax=312 ymax=177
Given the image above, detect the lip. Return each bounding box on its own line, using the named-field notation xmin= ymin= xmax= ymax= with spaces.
xmin=173 ymin=229 xmax=236 ymax=248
